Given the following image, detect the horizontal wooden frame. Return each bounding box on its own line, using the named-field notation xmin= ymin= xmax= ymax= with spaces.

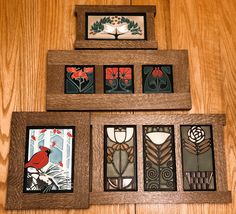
xmin=6 ymin=112 xmax=90 ymax=210
xmin=90 ymin=113 xmax=231 ymax=204
xmin=74 ymin=5 xmax=157 ymax=49
xmin=47 ymin=50 xmax=191 ymax=110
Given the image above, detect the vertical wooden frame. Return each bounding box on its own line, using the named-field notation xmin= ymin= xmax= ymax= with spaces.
xmin=23 ymin=125 xmax=76 ymax=193
xmin=47 ymin=50 xmax=191 ymax=110
xmin=75 ymin=5 xmax=157 ymax=49
xmin=6 ymin=112 xmax=90 ymax=209
xmin=90 ymin=114 xmax=231 ymax=204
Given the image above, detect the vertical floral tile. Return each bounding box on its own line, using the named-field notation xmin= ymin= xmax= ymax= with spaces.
xmin=143 ymin=125 xmax=177 ymax=191
xmin=65 ymin=65 xmax=95 ymax=94
xmin=181 ymin=125 xmax=216 ymax=191
xmin=104 ymin=126 xmax=137 ymax=191
xmin=24 ymin=127 xmax=75 ymax=193
xmin=142 ymin=65 xmax=173 ymax=93
xmin=104 ymin=65 xmax=134 ymax=94
xmin=87 ymin=14 xmax=146 ymax=40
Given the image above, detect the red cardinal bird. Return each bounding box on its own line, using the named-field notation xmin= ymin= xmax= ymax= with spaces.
xmin=24 ymin=146 xmax=51 ymax=170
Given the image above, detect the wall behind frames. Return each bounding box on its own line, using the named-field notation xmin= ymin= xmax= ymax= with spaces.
xmin=0 ymin=0 xmax=235 ymax=214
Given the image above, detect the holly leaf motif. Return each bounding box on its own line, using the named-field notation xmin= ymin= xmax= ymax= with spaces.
xmin=120 ymin=17 xmax=142 ymax=35
xmin=90 ymin=17 xmax=112 ymax=34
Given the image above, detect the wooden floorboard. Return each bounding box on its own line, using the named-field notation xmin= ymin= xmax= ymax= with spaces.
xmin=0 ymin=0 xmax=235 ymax=213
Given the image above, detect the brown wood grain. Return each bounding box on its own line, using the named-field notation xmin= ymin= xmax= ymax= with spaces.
xmin=131 ymin=0 xmax=172 ymax=49
xmin=74 ymin=5 xmax=157 ymax=49
xmin=0 ymin=0 xmax=235 ymax=213
xmin=6 ymin=112 xmax=90 ymax=209
xmin=134 ymin=0 xmax=236 ymax=213
xmin=91 ymin=113 xmax=230 ymax=204
xmin=95 ymin=65 xmax=104 ymax=94
xmin=90 ymin=191 xmax=231 ymax=204
xmin=47 ymin=50 xmax=190 ymax=110
xmin=47 ymin=93 xmax=191 ymax=110
xmin=74 ymin=40 xmax=158 ymax=49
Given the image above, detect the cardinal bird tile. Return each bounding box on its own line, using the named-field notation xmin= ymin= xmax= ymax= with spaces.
xmin=23 ymin=126 xmax=75 ymax=193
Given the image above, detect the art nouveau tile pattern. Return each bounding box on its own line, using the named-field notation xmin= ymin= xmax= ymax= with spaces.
xmin=181 ymin=125 xmax=215 ymax=190
xmin=104 ymin=126 xmax=137 ymax=191
xmin=24 ymin=127 xmax=74 ymax=193
xmin=142 ymin=65 xmax=173 ymax=93
xmin=87 ymin=14 xmax=145 ymax=40
xmin=104 ymin=66 xmax=134 ymax=94
xmin=65 ymin=65 xmax=95 ymax=94
xmin=143 ymin=126 xmax=177 ymax=191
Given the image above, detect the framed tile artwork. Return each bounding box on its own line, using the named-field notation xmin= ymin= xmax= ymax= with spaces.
xmin=24 ymin=126 xmax=75 ymax=193
xmin=104 ymin=65 xmax=134 ymax=94
xmin=6 ymin=112 xmax=90 ymax=209
xmin=86 ymin=14 xmax=146 ymax=40
xmin=90 ymin=113 xmax=231 ymax=204
xmin=65 ymin=65 xmax=95 ymax=94
xmin=142 ymin=65 xmax=173 ymax=93
xmin=75 ymin=5 xmax=157 ymax=49
xmin=104 ymin=126 xmax=137 ymax=191
xmin=47 ymin=50 xmax=191 ymax=110
xmin=143 ymin=125 xmax=177 ymax=191
xmin=181 ymin=125 xmax=216 ymax=191
xmin=6 ymin=113 xmax=231 ymax=208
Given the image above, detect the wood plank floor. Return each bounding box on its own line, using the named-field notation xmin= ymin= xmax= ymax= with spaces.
xmin=0 ymin=0 xmax=235 ymax=213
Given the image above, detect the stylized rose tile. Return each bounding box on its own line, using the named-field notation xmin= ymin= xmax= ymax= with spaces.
xmin=86 ymin=14 xmax=146 ymax=40
xmin=142 ymin=65 xmax=173 ymax=93
xmin=181 ymin=125 xmax=216 ymax=191
xmin=104 ymin=65 xmax=134 ymax=94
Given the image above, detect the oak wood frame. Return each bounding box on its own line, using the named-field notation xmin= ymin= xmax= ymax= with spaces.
xmin=6 ymin=112 xmax=90 ymax=209
xmin=74 ymin=5 xmax=157 ymax=49
xmin=47 ymin=50 xmax=191 ymax=111
xmin=90 ymin=113 xmax=231 ymax=204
